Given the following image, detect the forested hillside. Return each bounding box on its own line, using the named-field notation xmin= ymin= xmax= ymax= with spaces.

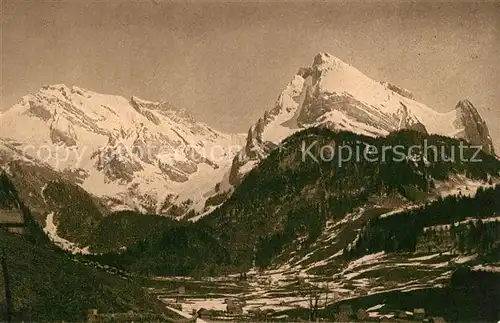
xmin=345 ymin=185 xmax=500 ymax=259
xmin=95 ymin=128 xmax=500 ymax=275
xmin=0 ymin=173 xmax=167 ymax=321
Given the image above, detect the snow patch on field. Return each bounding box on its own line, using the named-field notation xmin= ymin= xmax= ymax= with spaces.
xmin=345 ymin=252 xmax=386 ymax=271
xmin=453 ymin=254 xmax=478 ymax=264
xmin=366 ymin=304 xmax=385 ymax=312
xmin=165 ymin=306 xmax=208 ymax=323
xmin=179 ymin=299 xmax=227 ymax=313
xmin=472 ymin=264 xmax=500 ymax=272
xmin=408 ymin=253 xmax=441 ymax=261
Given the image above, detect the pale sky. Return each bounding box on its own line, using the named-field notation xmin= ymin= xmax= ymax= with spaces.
xmin=2 ymin=1 xmax=499 ymax=151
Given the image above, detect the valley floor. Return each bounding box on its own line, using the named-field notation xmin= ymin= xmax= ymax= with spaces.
xmin=150 ymin=251 xmax=499 ymax=322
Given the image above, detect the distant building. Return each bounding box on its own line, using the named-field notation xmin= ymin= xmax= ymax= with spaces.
xmin=396 ymin=310 xmax=409 ymax=319
xmin=262 ymin=309 xmax=275 ymax=316
xmin=87 ymin=309 xmax=98 ymax=322
xmin=197 ymin=308 xmax=211 ymax=318
xmin=226 ymin=303 xmax=243 ymax=315
xmin=414 ymin=308 xmax=426 ymax=320
xmin=0 ymin=210 xmax=25 ymax=235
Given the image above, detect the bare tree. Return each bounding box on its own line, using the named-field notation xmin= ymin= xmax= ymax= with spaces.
xmin=308 ymin=288 xmax=321 ymax=322
xmin=297 ymin=279 xmax=332 ymax=321
xmin=324 ymin=282 xmax=329 ymax=309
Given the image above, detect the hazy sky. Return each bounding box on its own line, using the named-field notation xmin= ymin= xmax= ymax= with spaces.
xmin=2 ymin=1 xmax=499 ymax=151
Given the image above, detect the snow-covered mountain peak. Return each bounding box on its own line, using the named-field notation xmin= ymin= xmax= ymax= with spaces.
xmin=0 ymin=85 xmax=245 ymax=216
xmin=307 ymin=52 xmax=373 ymax=92
xmin=228 ymin=52 xmax=495 ymax=185
xmin=312 ymin=52 xmax=349 ymax=71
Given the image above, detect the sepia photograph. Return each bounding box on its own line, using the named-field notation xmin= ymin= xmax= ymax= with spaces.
xmin=1 ymin=0 xmax=499 ymax=322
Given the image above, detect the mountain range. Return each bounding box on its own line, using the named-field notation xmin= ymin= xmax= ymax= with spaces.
xmin=0 ymin=53 xmax=495 ymax=224
xmin=1 ymin=52 xmax=499 ymax=322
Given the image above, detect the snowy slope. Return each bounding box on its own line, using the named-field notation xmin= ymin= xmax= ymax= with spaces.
xmin=0 ymin=85 xmax=245 ymax=215
xmin=229 ymin=52 xmax=495 ymax=185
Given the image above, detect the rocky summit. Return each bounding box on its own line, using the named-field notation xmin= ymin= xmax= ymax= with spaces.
xmin=229 ymin=52 xmax=495 ymax=186
xmin=0 ymin=85 xmax=245 ymax=216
